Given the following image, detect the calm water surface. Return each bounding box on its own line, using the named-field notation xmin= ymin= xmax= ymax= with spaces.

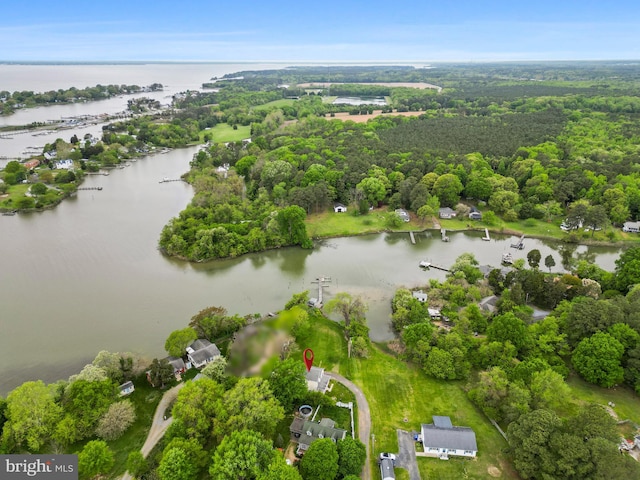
xmin=0 ymin=64 xmax=626 ymax=394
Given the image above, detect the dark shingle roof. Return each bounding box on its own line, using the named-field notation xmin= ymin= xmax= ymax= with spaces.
xmin=422 ymin=423 xmax=477 ymax=452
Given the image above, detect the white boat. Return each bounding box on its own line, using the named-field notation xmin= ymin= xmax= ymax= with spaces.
xmin=502 ymin=253 xmax=513 ymax=265
xmin=419 ymin=261 xmax=431 ymax=268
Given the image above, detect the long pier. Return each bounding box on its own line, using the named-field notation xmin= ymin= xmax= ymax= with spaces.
xmin=77 ymin=187 xmax=103 ymax=191
xmin=441 ymin=228 xmax=449 ymax=242
xmin=310 ymin=276 xmax=331 ymax=308
xmin=409 ymin=231 xmax=416 ymax=244
xmin=482 ymin=228 xmax=491 ymax=241
xmin=159 ymin=178 xmax=184 ymax=183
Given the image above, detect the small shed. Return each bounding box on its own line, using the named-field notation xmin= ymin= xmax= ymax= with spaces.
xmin=334 ymin=203 xmax=347 ymax=213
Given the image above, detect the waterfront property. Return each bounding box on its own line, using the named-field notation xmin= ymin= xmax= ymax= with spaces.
xmin=439 ymin=207 xmax=457 ymax=219
xmin=290 ymin=416 xmax=347 ymax=455
xmin=395 ymin=209 xmax=410 ymax=222
xmin=412 ymin=290 xmax=428 ymax=303
xmin=418 ymin=415 xmax=478 ymax=459
xmin=623 ymin=221 xmax=640 ymax=233
xmin=186 ymin=339 xmax=221 ymax=368
xmin=469 ymin=207 xmax=482 ymax=220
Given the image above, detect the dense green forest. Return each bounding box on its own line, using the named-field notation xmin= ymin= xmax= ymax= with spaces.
xmin=154 ymin=64 xmax=640 ymax=261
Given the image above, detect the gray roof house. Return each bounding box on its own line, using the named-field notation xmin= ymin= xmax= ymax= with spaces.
xmin=167 ymin=356 xmax=186 ymax=375
xmin=419 ymin=416 xmax=478 ymax=459
xmin=305 ymin=366 xmax=330 ymax=393
xmin=119 ymin=381 xmax=135 ymax=396
xmin=290 ymin=417 xmax=347 ymax=454
xmin=439 ymin=207 xmax=457 ymax=219
xmin=186 ymin=339 xmax=221 ymax=368
xmin=469 ymin=207 xmax=483 ymax=220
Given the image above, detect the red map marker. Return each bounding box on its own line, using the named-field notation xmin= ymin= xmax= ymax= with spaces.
xmin=303 ymin=348 xmax=314 ymax=372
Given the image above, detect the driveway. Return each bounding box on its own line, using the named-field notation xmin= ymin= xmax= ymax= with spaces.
xmin=120 ymin=382 xmax=185 ymax=480
xmin=327 ymin=372 xmax=372 ymax=480
xmin=396 ymin=429 xmax=421 ymax=480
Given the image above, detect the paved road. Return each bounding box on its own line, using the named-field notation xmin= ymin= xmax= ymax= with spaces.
xmin=327 ymin=372 xmax=372 ymax=480
xmin=120 ymin=382 xmax=185 ymax=480
xmin=396 ymin=429 xmax=421 ymax=480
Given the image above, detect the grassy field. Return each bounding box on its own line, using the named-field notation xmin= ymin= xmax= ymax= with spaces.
xmin=305 ymin=209 xmax=428 ymax=238
xmin=292 ymin=315 xmax=517 ymax=479
xmin=566 ymin=372 xmax=640 ymax=425
xmin=200 ymin=123 xmax=251 ymax=143
xmin=348 ymin=347 xmax=517 ymax=480
xmin=0 ymin=183 xmax=30 ymax=209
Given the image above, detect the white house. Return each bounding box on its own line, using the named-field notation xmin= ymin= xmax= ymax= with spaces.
xmin=419 ymin=416 xmax=477 ymax=459
xmin=412 ymin=291 xmax=428 ymax=303
xmin=623 ymin=221 xmax=640 ymax=233
xmin=334 ymin=203 xmax=347 ymax=213
xmin=119 ymin=381 xmax=135 ymax=396
xmin=395 ymin=209 xmax=410 ymax=222
xmin=55 ymin=159 xmax=73 ymax=170
xmin=186 ymin=339 xmax=221 ymax=368
xmin=305 ymin=366 xmax=329 ymax=393
xmin=439 ymin=207 xmax=457 ymax=219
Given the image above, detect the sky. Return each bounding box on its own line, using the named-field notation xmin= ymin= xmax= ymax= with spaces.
xmin=1 ymin=0 xmax=640 ymax=62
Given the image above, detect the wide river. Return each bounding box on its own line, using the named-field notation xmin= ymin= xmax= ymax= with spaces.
xmin=0 ymin=64 xmax=625 ymax=395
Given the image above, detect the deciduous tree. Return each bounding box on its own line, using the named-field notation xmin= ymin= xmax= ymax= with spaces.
xmin=77 ymin=440 xmax=115 ymax=479
xmin=299 ymin=437 xmax=339 ymax=480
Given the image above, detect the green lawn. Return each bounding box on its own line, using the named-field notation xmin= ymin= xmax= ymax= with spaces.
xmin=348 ymin=347 xmax=518 ymax=480
xmin=306 ymin=209 xmax=427 ymax=238
xmin=0 ymin=183 xmax=30 ymax=210
xmin=200 ymin=123 xmax=251 ymax=143
xmin=566 ymin=372 xmax=640 ymax=425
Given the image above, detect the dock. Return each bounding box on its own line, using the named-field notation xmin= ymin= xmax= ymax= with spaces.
xmin=409 ymin=231 xmax=416 ymax=244
xmin=430 ymin=264 xmax=450 ymax=272
xmin=511 ymin=234 xmax=525 ymax=249
xmin=159 ymin=178 xmax=183 ymax=183
xmin=441 ymin=228 xmax=449 ymax=242
xmin=309 ymin=276 xmax=331 ymax=308
xmin=482 ymin=228 xmax=491 ymax=241
xmin=77 ymin=187 xmax=103 ymax=191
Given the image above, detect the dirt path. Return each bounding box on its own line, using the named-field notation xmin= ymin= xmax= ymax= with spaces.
xmin=120 ymin=382 xmax=185 ymax=480
xmin=327 ymin=372 xmax=372 ymax=480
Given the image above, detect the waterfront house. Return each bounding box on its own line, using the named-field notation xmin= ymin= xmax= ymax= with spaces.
xmin=334 ymin=203 xmax=347 ymax=213
xmin=290 ymin=417 xmax=347 ymax=455
xmin=412 ymin=291 xmax=428 ymax=303
xmin=623 ymin=221 xmax=640 ymax=233
xmin=119 ymin=381 xmax=135 ymax=396
xmin=24 ymin=159 xmax=40 ymax=170
xmin=439 ymin=207 xmax=457 ymax=219
xmin=395 ymin=209 xmax=410 ymax=222
xmin=419 ymin=416 xmax=477 ymax=459
xmin=55 ymin=159 xmax=73 ymax=170
xmin=305 ymin=366 xmax=330 ymax=393
xmin=167 ymin=356 xmax=186 ymax=377
xmin=186 ymin=339 xmax=221 ymax=368
xmin=469 ymin=207 xmax=482 ymax=220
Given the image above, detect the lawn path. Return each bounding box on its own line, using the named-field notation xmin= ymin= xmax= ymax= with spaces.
xmin=120 ymin=382 xmax=185 ymax=480
xmin=327 ymin=372 xmax=372 ymax=480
